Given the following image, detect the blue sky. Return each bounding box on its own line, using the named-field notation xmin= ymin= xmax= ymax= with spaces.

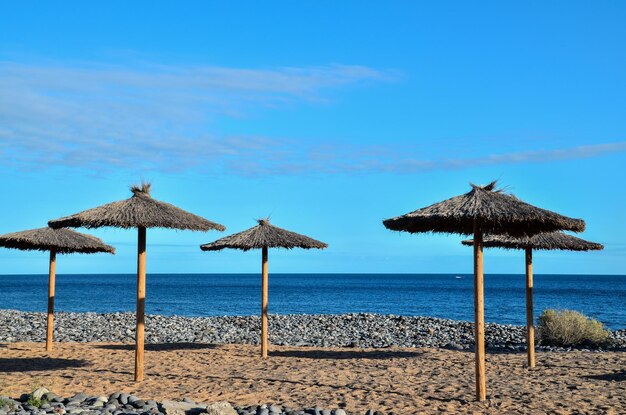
xmin=0 ymin=1 xmax=624 ymax=274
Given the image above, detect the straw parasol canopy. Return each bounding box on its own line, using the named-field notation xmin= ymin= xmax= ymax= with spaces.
xmin=462 ymin=232 xmax=603 ymax=368
xmin=383 ymin=181 xmax=585 ymax=236
xmin=461 ymin=232 xmax=604 ymax=251
xmin=201 ymin=219 xmax=327 ymax=358
xmin=382 ymin=181 xmax=585 ymax=401
xmin=49 ymin=182 xmax=225 ymax=381
xmin=0 ymin=227 xmax=115 ymax=254
xmin=48 ymin=183 xmax=224 ymax=231
xmin=201 ymin=219 xmax=328 ymax=251
xmin=0 ymin=227 xmax=114 ymax=351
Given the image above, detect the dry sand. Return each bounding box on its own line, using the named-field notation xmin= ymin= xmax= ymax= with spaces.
xmin=0 ymin=342 xmax=624 ymax=414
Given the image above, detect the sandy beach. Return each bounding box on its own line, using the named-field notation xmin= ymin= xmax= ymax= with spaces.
xmin=1 ymin=342 xmax=624 ymax=414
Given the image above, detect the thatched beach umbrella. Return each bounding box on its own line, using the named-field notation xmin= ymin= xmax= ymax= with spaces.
xmin=0 ymin=227 xmax=114 ymax=351
xmin=200 ymin=219 xmax=327 ymax=358
xmin=382 ymin=181 xmax=585 ymax=401
xmin=48 ymin=183 xmax=225 ymax=381
xmin=462 ymin=232 xmax=603 ymax=368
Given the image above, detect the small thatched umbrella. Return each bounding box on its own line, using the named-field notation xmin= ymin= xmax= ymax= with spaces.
xmin=462 ymin=232 xmax=603 ymax=368
xmin=383 ymin=181 xmax=585 ymax=401
xmin=48 ymin=183 xmax=225 ymax=381
xmin=200 ymin=219 xmax=327 ymax=358
xmin=0 ymin=227 xmax=114 ymax=351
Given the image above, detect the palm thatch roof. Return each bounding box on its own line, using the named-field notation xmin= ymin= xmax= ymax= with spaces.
xmin=461 ymin=231 xmax=603 ymax=251
xmin=200 ymin=219 xmax=328 ymax=251
xmin=0 ymin=227 xmax=115 ymax=254
xmin=383 ymin=181 xmax=585 ymax=236
xmin=48 ymin=183 xmax=226 ymax=231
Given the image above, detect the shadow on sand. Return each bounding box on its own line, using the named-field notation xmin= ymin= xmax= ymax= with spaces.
xmin=95 ymin=343 xmax=218 ymax=351
xmin=583 ymin=371 xmax=626 ymax=382
xmin=0 ymin=357 xmax=89 ymax=373
xmin=270 ymin=348 xmax=424 ymax=360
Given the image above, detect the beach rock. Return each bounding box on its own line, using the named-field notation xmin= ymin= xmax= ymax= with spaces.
xmin=42 ymin=394 xmax=59 ymax=404
xmin=205 ymin=402 xmax=237 ymax=415
xmin=160 ymin=401 xmax=205 ymax=415
xmin=30 ymin=390 xmax=49 ymax=402
xmin=333 ymin=411 xmax=346 ymax=415
xmin=69 ymin=394 xmax=87 ymax=404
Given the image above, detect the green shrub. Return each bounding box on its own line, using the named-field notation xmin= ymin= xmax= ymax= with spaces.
xmin=0 ymin=398 xmax=14 ymax=409
xmin=537 ymin=309 xmax=611 ymax=347
xmin=26 ymin=395 xmax=42 ymax=408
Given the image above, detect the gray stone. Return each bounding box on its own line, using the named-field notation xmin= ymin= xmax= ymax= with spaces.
xmin=160 ymin=400 xmax=205 ymax=415
xmin=71 ymin=393 xmax=88 ymax=403
xmin=119 ymin=395 xmax=130 ymax=405
xmin=321 ymin=411 xmax=331 ymax=415
xmin=133 ymin=400 xmax=146 ymax=409
xmin=256 ymin=409 xmax=268 ymax=415
xmin=32 ymin=388 xmax=50 ymax=401
xmin=42 ymin=392 xmax=58 ymax=403
xmin=268 ymin=405 xmax=281 ymax=414
xmin=205 ymin=402 xmax=238 ymax=415
xmin=333 ymin=411 xmax=346 ymax=415
xmin=182 ymin=398 xmax=194 ymax=404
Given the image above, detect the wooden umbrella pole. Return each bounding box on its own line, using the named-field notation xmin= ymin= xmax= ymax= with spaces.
xmin=473 ymin=221 xmax=486 ymax=401
xmin=525 ymin=247 xmax=535 ymax=368
xmin=46 ymin=249 xmax=57 ymax=352
xmin=261 ymin=246 xmax=269 ymax=358
xmin=135 ymin=226 xmax=147 ymax=381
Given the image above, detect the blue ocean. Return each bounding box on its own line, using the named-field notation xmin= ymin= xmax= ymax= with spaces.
xmin=1 ymin=273 xmax=624 ymax=329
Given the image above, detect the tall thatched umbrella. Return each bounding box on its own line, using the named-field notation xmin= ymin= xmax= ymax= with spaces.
xmin=0 ymin=227 xmax=114 ymax=351
xmin=462 ymin=232 xmax=603 ymax=368
xmin=382 ymin=181 xmax=585 ymax=401
xmin=48 ymin=183 xmax=225 ymax=381
xmin=200 ymin=219 xmax=327 ymax=358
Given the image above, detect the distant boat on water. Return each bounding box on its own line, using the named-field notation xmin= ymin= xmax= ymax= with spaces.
xmin=455 ymin=276 xmax=462 ymax=279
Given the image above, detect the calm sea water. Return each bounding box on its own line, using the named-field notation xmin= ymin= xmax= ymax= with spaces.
xmin=1 ymin=273 xmax=624 ymax=329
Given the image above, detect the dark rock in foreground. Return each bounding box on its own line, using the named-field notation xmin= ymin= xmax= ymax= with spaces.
xmin=0 ymin=392 xmax=386 ymax=415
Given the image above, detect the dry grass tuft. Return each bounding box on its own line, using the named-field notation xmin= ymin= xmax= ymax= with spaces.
xmin=538 ymin=309 xmax=611 ymax=347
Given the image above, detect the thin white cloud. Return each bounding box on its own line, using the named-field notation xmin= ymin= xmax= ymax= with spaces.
xmin=1 ymin=60 xmax=624 ymax=176
xmin=219 ymin=141 xmax=626 ymax=176
xmin=0 ymin=60 xmax=390 ymax=172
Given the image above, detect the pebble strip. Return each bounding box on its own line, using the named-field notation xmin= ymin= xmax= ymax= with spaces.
xmin=1 ymin=310 xmax=624 ymax=351
xmin=0 ymin=390 xmax=381 ymax=415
